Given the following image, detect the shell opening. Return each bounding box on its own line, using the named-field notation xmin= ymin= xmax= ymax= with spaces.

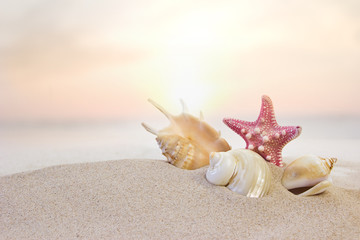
xmin=286 ymin=179 xmax=332 ymax=197
xmin=288 ymin=187 xmax=315 ymax=195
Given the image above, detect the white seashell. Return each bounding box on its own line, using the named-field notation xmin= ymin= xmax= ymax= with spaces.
xmin=142 ymin=99 xmax=231 ymax=170
xmin=281 ymin=155 xmax=337 ymax=196
xmin=206 ymin=149 xmax=272 ymax=198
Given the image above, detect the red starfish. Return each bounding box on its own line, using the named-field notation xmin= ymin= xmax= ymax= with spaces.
xmin=223 ymin=95 xmax=302 ymax=167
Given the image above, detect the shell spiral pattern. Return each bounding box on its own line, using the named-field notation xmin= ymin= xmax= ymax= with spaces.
xmin=206 ymin=149 xmax=272 ymax=198
xmin=142 ymin=99 xmax=231 ymax=170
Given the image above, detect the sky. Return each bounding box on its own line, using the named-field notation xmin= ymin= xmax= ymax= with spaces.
xmin=1 ymin=0 xmax=360 ymax=122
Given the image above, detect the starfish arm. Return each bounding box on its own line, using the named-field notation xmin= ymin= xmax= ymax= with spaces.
xmin=276 ymin=125 xmax=302 ymax=147
xmin=223 ymin=118 xmax=256 ymax=146
xmin=257 ymin=95 xmax=278 ymax=127
xmin=223 ymin=96 xmax=302 ymax=167
xmin=253 ymin=142 xmax=285 ymax=167
xmin=268 ymin=146 xmax=285 ymax=167
xmin=223 ymin=118 xmax=256 ymax=134
xmin=259 ymin=125 xmax=301 ymax=167
xmin=272 ymin=153 xmax=284 ymax=167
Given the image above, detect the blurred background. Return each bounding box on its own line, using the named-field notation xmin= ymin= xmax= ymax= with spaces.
xmin=1 ymin=0 xmax=360 ymax=177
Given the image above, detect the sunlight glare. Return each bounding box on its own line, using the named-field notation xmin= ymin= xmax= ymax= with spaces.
xmin=163 ymin=9 xmax=223 ymax=112
xmin=171 ymin=79 xmax=213 ymax=112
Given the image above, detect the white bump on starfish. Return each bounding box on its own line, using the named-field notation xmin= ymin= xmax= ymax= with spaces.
xmin=241 ymin=129 xmax=246 ymax=134
xmin=254 ymin=128 xmax=261 ymax=134
xmin=246 ymin=133 xmax=252 ymax=139
xmin=266 ymin=155 xmax=271 ymax=160
xmin=275 ymin=133 xmax=280 ymax=139
xmin=248 ymin=144 xmax=254 ymax=150
xmin=258 ymin=146 xmax=265 ymax=152
xmin=282 ymin=130 xmax=286 ymax=135
xmin=263 ymin=136 xmax=269 ymax=142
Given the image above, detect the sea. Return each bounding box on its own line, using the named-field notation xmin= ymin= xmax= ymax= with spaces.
xmin=1 ymin=116 xmax=360 ymax=177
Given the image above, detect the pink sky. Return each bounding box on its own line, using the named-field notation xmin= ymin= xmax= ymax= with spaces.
xmin=1 ymin=0 xmax=360 ymax=121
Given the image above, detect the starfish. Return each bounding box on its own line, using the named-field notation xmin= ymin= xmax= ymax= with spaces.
xmin=223 ymin=95 xmax=302 ymax=167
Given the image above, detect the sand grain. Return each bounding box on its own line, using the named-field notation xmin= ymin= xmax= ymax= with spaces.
xmin=1 ymin=159 xmax=359 ymax=239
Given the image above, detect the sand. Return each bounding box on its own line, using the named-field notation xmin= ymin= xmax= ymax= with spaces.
xmin=1 ymin=159 xmax=359 ymax=240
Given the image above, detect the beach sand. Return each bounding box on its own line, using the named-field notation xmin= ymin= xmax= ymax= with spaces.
xmin=1 ymin=159 xmax=359 ymax=239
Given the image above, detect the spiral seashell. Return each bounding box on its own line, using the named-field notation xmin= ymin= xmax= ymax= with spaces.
xmin=206 ymin=149 xmax=272 ymax=198
xmin=142 ymin=99 xmax=231 ymax=170
xmin=281 ymin=155 xmax=337 ymax=196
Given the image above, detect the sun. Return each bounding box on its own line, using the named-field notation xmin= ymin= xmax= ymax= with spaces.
xmin=162 ymin=9 xmax=223 ymax=111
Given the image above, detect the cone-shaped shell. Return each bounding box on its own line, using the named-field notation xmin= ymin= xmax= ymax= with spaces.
xmin=281 ymin=155 xmax=337 ymax=196
xmin=142 ymin=99 xmax=231 ymax=170
xmin=206 ymin=149 xmax=272 ymax=198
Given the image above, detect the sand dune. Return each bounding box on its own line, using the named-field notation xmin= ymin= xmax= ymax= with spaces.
xmin=1 ymin=159 xmax=359 ymax=239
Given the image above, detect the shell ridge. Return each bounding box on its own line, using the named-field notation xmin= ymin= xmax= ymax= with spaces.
xmin=206 ymin=149 xmax=271 ymax=198
xmin=181 ymin=143 xmax=195 ymax=169
xmin=144 ymin=100 xmax=231 ymax=170
xmin=248 ymin=157 xmax=269 ymax=197
xmin=249 ymin=164 xmax=265 ymax=197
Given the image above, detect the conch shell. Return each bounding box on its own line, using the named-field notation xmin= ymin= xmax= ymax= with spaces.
xmin=142 ymin=99 xmax=231 ymax=170
xmin=206 ymin=149 xmax=272 ymax=198
xmin=281 ymin=155 xmax=337 ymax=196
